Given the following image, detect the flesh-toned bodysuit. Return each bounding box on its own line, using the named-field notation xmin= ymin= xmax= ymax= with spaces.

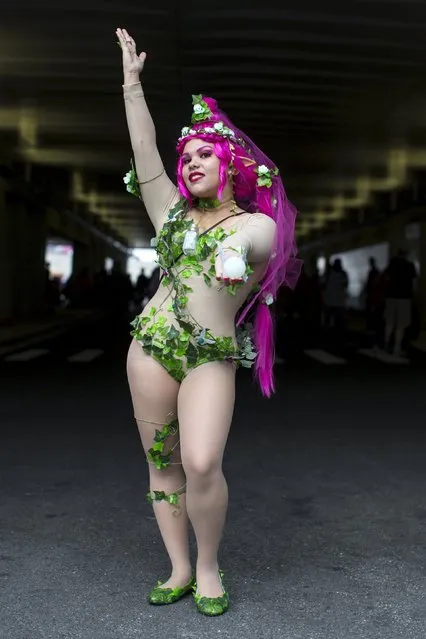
xmin=127 ymin=197 xmax=276 ymax=510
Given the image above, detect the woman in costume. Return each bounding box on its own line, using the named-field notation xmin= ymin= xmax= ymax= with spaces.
xmin=116 ymin=27 xmax=300 ymax=616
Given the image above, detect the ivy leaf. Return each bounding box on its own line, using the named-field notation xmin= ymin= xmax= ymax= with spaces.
xmin=176 ymin=318 xmax=194 ymax=334
xmin=167 ymin=199 xmax=186 ymax=220
xmin=167 ymin=493 xmax=179 ymax=506
xmin=152 ymin=339 xmax=165 ymax=349
xmin=181 ymin=269 xmax=192 ymax=279
xmin=205 ymin=236 xmax=216 ymax=248
xmin=220 ymin=336 xmax=234 ymax=350
xmin=167 ymin=325 xmax=179 ymax=340
xmin=153 ymin=428 xmax=167 ymax=443
xmin=257 ymin=175 xmax=272 ymax=188
xmin=203 ymin=273 xmax=212 ymax=287
xmin=182 ymin=256 xmax=198 ymax=266
xmin=186 ymin=342 xmax=199 ymax=365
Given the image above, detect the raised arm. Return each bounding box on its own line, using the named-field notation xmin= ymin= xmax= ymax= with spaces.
xmin=116 ymin=28 xmax=179 ymax=232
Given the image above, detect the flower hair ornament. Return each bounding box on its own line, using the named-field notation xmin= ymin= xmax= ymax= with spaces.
xmin=177 ymin=95 xmax=280 ymax=190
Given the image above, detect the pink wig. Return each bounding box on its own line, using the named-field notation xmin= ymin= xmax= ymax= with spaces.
xmin=176 ymin=97 xmax=302 ymax=397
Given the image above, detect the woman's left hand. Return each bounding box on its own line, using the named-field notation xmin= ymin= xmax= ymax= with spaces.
xmin=214 ymin=252 xmax=245 ymax=286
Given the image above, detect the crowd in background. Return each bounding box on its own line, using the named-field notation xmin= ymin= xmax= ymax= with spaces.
xmin=44 ymin=249 xmax=419 ymax=357
xmin=275 ymin=249 xmax=419 ymax=359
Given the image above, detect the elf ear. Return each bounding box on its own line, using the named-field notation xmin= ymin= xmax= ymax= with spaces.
xmin=240 ymin=156 xmax=257 ymax=169
xmin=229 ymin=145 xmax=256 ymax=170
xmin=230 ymin=157 xmax=256 ymax=176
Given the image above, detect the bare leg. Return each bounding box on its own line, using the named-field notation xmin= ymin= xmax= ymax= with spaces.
xmin=126 ymin=339 xmax=192 ymax=588
xmin=178 ymin=361 xmax=236 ymax=597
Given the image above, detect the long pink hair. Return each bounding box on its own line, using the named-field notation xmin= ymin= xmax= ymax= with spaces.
xmin=176 ymin=97 xmax=301 ymax=397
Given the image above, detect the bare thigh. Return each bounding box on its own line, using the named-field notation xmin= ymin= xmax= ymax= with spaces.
xmin=126 ymin=339 xmax=181 ymax=458
xmin=178 ymin=361 xmax=236 ymax=474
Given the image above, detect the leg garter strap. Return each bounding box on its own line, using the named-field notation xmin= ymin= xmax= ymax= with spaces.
xmin=146 ymin=483 xmax=186 ymax=516
xmin=135 ymin=415 xmax=180 ymax=470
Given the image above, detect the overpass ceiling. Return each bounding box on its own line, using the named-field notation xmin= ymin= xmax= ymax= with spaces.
xmin=1 ymin=1 xmax=426 ymax=247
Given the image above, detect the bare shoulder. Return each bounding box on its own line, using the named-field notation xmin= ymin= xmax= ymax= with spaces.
xmin=235 ymin=209 xmax=275 ymax=224
xmin=245 ymin=212 xmax=277 ymax=232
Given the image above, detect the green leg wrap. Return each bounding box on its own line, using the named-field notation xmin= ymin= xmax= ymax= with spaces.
xmin=146 ymin=483 xmax=186 ymax=516
xmin=146 ymin=418 xmax=179 ymax=470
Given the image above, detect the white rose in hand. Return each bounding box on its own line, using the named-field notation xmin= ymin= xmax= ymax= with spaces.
xmin=223 ymin=256 xmax=246 ymax=279
xmin=215 ymin=247 xmax=247 ymax=285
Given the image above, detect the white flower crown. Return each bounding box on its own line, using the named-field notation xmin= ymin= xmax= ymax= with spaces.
xmin=172 ymin=94 xmax=280 ymax=189
xmin=179 ymin=121 xmax=236 ymax=142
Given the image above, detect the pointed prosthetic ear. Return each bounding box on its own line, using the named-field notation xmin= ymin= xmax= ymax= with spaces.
xmin=240 ymin=156 xmax=257 ymax=169
xmin=229 ymin=156 xmax=256 ymax=177
xmin=229 ymin=143 xmax=257 ymax=171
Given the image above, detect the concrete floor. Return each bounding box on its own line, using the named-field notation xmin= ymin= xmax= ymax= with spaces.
xmin=1 ymin=325 xmax=426 ymax=639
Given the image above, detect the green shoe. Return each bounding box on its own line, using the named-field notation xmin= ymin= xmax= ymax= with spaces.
xmin=147 ymin=574 xmax=195 ymax=605
xmin=193 ymin=570 xmax=229 ymax=617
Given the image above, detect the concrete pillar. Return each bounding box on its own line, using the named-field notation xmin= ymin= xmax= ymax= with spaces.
xmin=17 ymin=202 xmax=47 ymax=318
xmin=0 ymin=187 xmax=47 ymax=322
xmin=419 ymin=222 xmax=426 ymax=331
xmin=72 ymin=240 xmax=91 ymax=276
xmin=0 ymin=181 xmax=14 ymax=323
xmin=90 ymin=237 xmax=107 ymax=274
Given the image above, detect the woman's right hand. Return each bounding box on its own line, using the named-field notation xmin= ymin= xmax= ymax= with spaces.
xmin=116 ymin=28 xmax=146 ymax=80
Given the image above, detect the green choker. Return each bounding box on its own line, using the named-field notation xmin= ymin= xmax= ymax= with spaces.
xmin=196 ymin=198 xmax=222 ymax=209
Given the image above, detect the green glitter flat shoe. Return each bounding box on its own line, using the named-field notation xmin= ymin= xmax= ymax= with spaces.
xmin=147 ymin=574 xmax=195 ymax=605
xmin=192 ymin=570 xmax=229 ymax=617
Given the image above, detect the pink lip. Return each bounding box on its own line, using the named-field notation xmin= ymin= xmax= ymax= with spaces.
xmin=189 ymin=172 xmax=204 ymax=183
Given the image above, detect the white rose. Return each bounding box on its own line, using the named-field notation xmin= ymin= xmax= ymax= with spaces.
xmin=214 ymin=122 xmax=224 ymax=131
xmin=205 ymin=127 xmax=215 ymax=133
xmin=126 ymin=184 xmax=132 ymax=193
xmin=264 ymin=293 xmax=274 ymax=306
xmin=181 ymin=127 xmax=190 ymax=136
xmin=123 ymin=172 xmax=131 ymax=184
xmin=257 ymin=165 xmax=269 ymax=175
xmin=189 ymin=129 xmax=196 ymax=135
xmin=193 ymin=104 xmax=203 ymax=114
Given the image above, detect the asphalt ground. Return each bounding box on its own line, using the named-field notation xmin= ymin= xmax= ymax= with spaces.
xmin=1 ymin=319 xmax=426 ymax=639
